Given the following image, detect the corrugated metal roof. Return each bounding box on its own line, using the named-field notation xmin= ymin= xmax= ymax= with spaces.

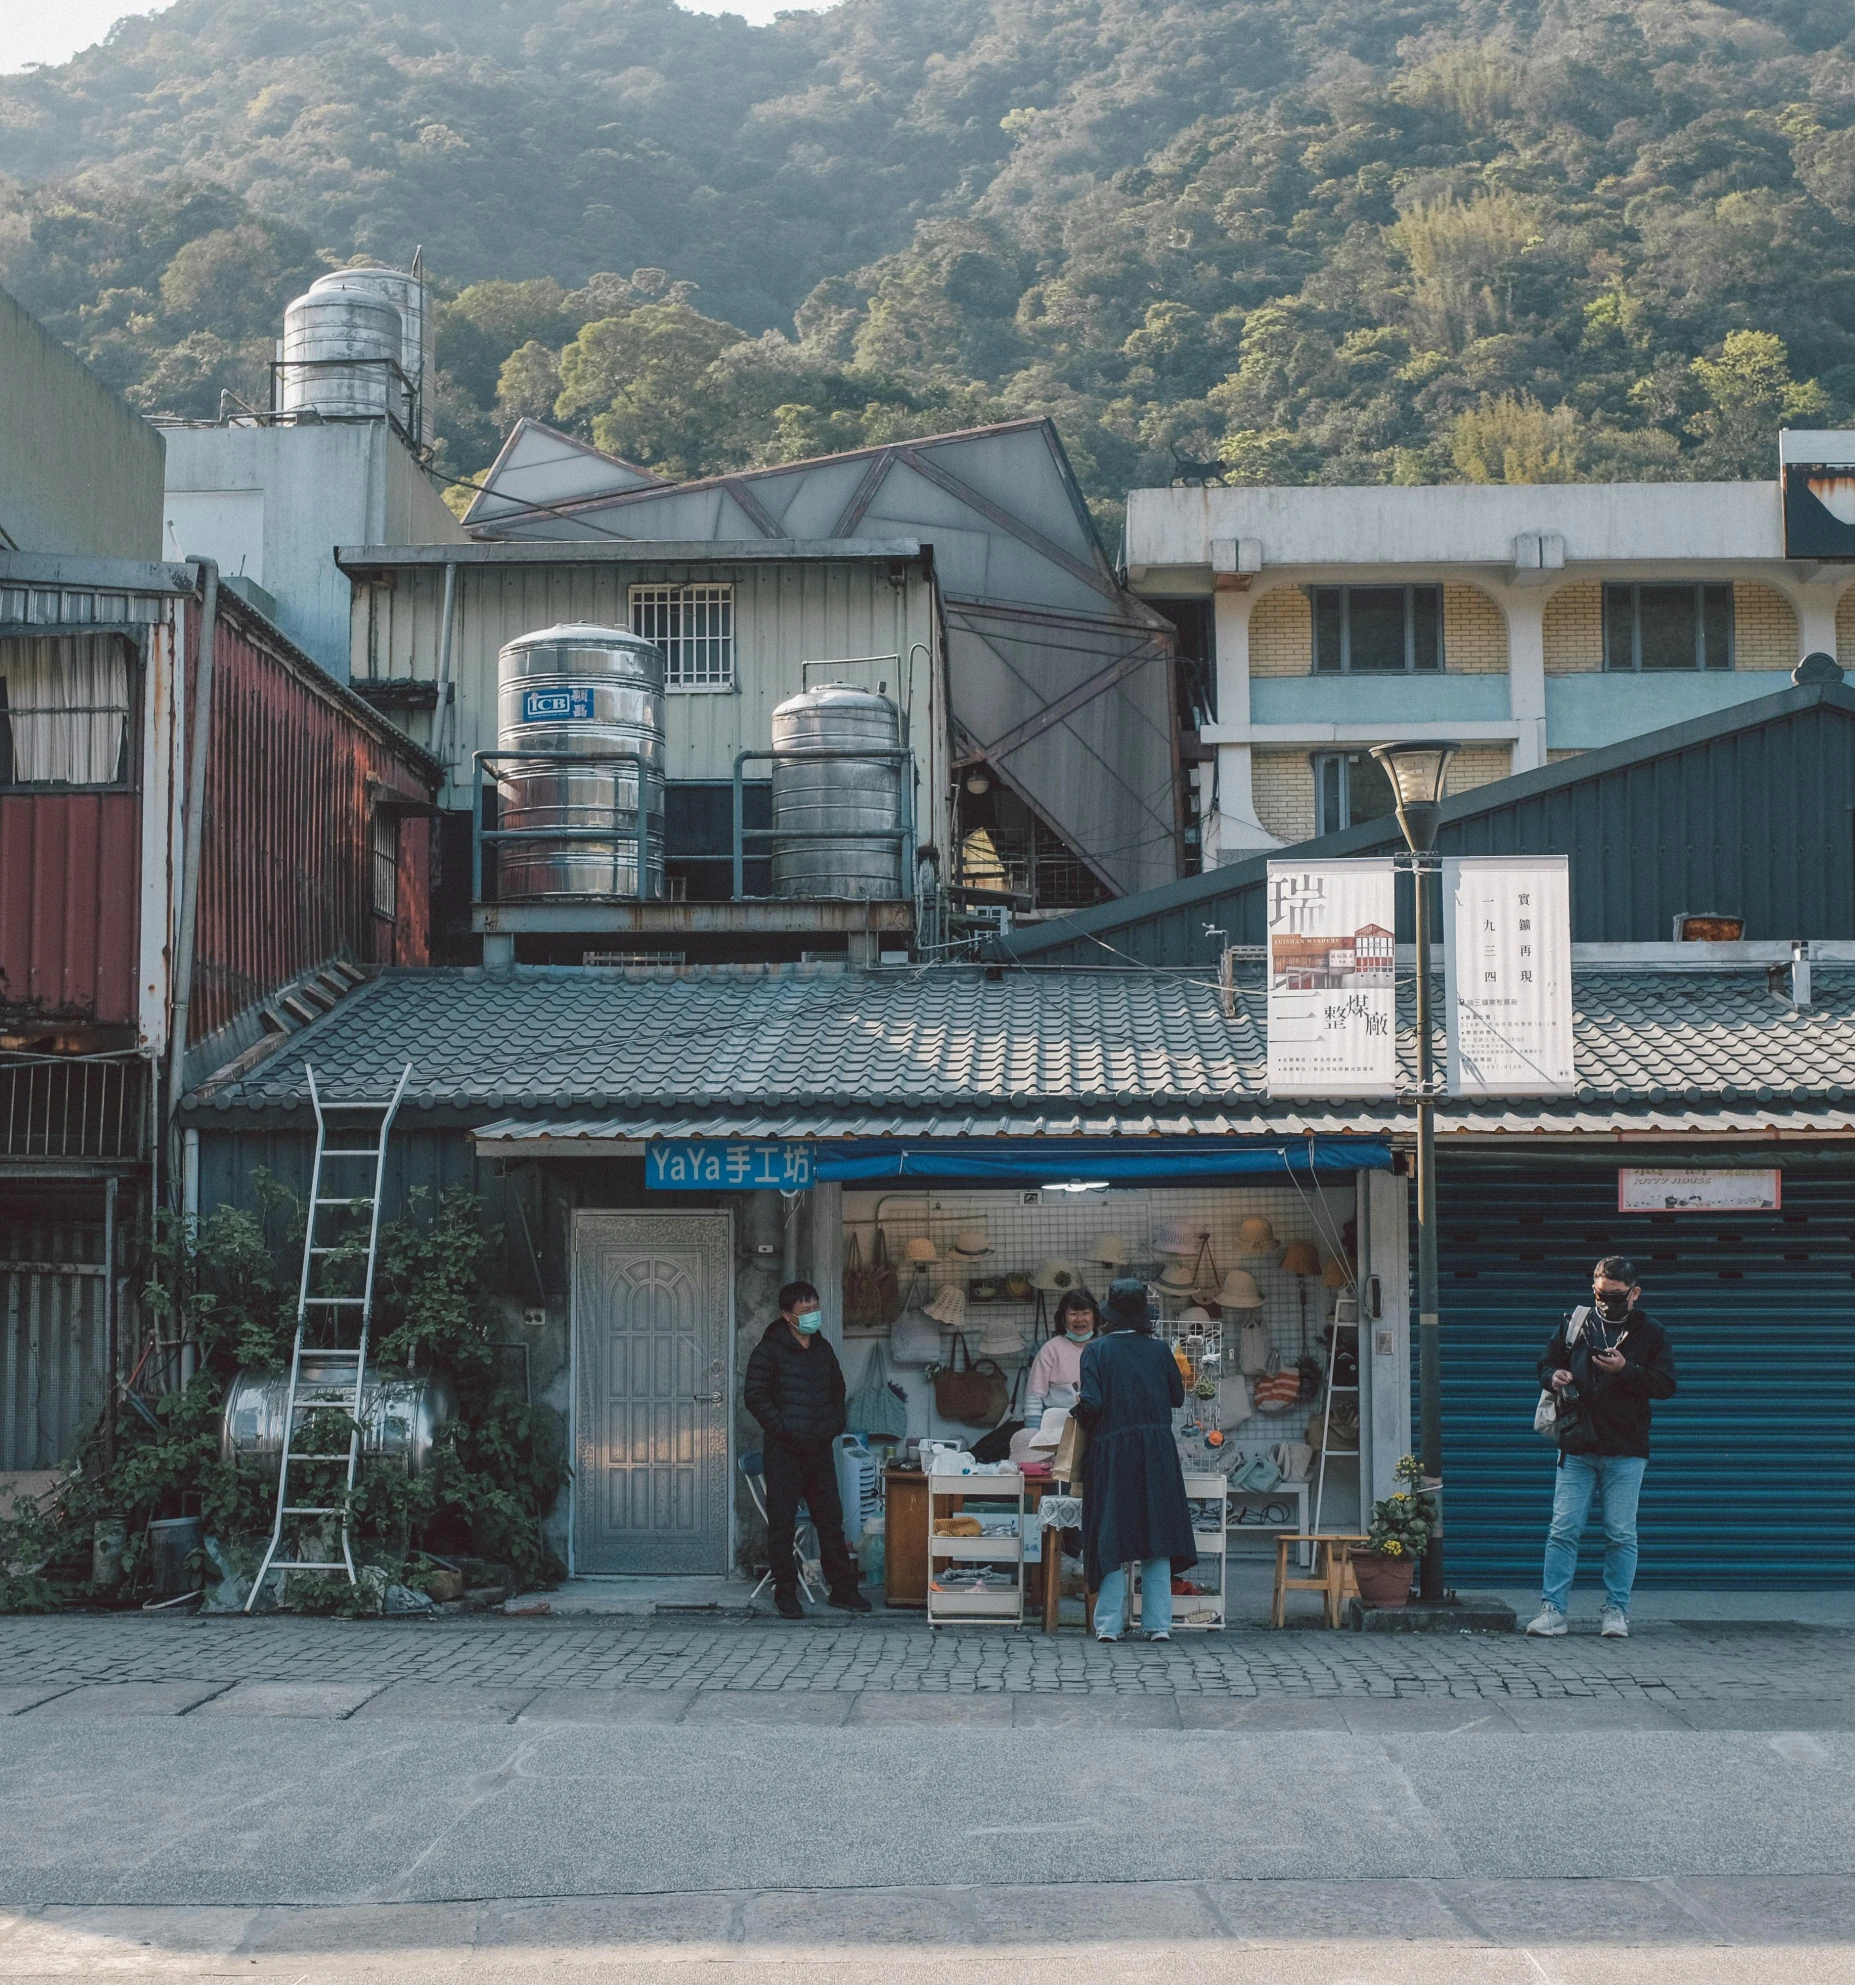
xmin=182 ymin=961 xmax=1855 ymax=1140
xmin=999 ymin=678 xmax=1855 ymax=963
xmin=335 ymin=537 xmax=926 ymax=569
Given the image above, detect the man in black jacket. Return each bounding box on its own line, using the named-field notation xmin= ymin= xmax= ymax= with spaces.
xmin=743 ymin=1280 xmax=870 ymax=1619
xmin=1526 ymin=1255 xmax=1677 ymax=1640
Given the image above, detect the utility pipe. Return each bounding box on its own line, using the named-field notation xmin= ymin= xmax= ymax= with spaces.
xmin=166 ymin=557 xmax=219 ymax=1147
xmin=432 ymin=559 xmax=459 ymax=793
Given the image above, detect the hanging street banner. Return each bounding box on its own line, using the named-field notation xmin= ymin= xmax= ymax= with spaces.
xmin=1442 ymin=855 xmax=1575 ymax=1096
xmin=1265 ymin=860 xmax=1398 ymax=1096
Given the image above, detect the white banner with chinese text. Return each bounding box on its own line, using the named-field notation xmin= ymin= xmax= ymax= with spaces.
xmin=1443 ymin=856 xmax=1575 ymax=1096
xmin=1265 ymin=861 xmax=1398 ymax=1096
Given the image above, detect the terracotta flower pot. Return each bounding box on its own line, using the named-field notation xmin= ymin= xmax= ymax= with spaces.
xmin=1352 ymin=1550 xmax=1413 ymax=1608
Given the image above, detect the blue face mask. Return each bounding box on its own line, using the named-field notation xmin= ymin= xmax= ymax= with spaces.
xmin=1066 ymin=1324 xmax=1094 ymax=1344
xmin=792 ymin=1309 xmax=823 ymax=1335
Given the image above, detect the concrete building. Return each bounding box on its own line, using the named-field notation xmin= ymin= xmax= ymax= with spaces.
xmin=0 ymin=285 xmax=165 ymax=559
xmin=1125 ymin=442 xmax=1855 ymax=859
xmin=160 ymin=421 xmax=464 ymax=682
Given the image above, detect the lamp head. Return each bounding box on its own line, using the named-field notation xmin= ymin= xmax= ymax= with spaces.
xmin=1368 ymin=740 xmax=1459 ymax=853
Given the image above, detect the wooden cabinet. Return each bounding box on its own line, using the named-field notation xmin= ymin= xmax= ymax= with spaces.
xmin=884 ymin=1469 xmax=928 ymax=1607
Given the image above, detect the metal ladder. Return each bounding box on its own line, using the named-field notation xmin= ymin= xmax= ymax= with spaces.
xmin=246 ymin=1062 xmax=412 ymax=1611
xmin=1311 ymin=1293 xmax=1362 ymax=1536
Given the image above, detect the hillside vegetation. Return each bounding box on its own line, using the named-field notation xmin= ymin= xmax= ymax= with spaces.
xmin=3 ymin=0 xmax=1854 ymax=522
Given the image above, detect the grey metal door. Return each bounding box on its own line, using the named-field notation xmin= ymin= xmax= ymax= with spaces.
xmin=573 ymin=1212 xmax=731 ymax=1575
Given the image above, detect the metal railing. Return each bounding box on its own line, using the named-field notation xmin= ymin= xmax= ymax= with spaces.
xmin=0 ymin=1053 xmax=148 ymax=1161
xmin=472 ymin=747 xmax=661 ymax=902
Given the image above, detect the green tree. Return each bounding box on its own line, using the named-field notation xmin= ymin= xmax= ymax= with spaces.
xmin=1687 ymin=331 xmax=1828 ymax=478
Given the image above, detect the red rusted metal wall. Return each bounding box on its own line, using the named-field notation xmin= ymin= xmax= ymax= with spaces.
xmin=0 ymin=792 xmax=141 ymax=1030
xmin=189 ymin=599 xmax=435 ymax=1046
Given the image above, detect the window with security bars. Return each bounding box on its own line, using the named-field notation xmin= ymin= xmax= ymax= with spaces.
xmin=371 ymin=811 xmax=400 ymax=920
xmin=630 ymin=584 xmax=735 ymax=690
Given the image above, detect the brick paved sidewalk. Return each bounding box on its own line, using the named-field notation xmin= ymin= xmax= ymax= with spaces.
xmin=0 ymin=1612 xmax=1848 ymax=1705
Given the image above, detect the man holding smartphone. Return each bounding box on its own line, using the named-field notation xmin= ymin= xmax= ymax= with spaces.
xmin=1526 ymin=1256 xmax=1678 ymax=1639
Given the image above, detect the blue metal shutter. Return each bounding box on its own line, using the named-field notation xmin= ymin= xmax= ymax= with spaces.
xmin=1434 ymin=1163 xmax=1855 ymax=1590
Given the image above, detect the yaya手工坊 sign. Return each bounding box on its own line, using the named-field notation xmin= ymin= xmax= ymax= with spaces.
xmin=647 ymin=1141 xmax=816 ymax=1190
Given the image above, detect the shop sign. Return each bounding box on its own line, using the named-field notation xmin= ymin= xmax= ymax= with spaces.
xmin=1265 ymin=860 xmax=1398 ymax=1096
xmin=1442 ymin=855 xmax=1575 ymax=1096
xmin=1618 ymin=1168 xmax=1781 ymax=1212
xmin=646 ymin=1140 xmax=815 ymax=1189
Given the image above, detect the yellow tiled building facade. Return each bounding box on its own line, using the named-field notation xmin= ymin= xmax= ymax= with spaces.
xmin=1249 ymin=584 xmax=1508 ymax=675
xmin=1249 ymin=743 xmax=1514 ymax=845
xmin=1541 ymin=582 xmax=1796 ymax=672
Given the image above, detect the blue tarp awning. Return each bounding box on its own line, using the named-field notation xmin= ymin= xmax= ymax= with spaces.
xmin=813 ymin=1137 xmax=1393 ymax=1184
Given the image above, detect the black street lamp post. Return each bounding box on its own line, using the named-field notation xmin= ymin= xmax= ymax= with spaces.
xmin=1369 ymin=740 xmax=1459 ymax=1605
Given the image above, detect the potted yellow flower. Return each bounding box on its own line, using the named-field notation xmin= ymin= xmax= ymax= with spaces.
xmin=1353 ymin=1457 xmax=1438 ymax=1609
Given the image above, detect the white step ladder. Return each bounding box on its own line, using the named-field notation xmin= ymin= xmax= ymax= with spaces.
xmin=1311 ymin=1294 xmax=1362 ymax=1536
xmin=245 ymin=1062 xmax=411 ymax=1611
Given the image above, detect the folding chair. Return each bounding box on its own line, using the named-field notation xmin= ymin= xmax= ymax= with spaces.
xmin=739 ymin=1451 xmax=826 ymax=1608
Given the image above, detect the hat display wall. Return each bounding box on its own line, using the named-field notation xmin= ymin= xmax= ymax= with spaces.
xmin=1152 ymin=1219 xmax=1199 ymax=1258
xmin=951 ymin=1227 xmax=992 ymax=1257
xmin=1237 ymin=1215 xmax=1280 ymax=1256
xmin=1217 ymin=1268 xmax=1265 ymax=1310
xmin=1087 ymin=1234 xmax=1130 ymax=1267
xmin=1157 ymin=1261 xmax=1198 ymax=1294
xmin=904 ymin=1236 xmax=940 ymax=1265
xmin=1281 ymin=1239 xmax=1321 ymax=1278
xmin=1032 ymin=1257 xmax=1081 ymax=1293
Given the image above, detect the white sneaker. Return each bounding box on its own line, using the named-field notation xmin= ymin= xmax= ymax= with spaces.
xmin=1600 ymin=1606 xmax=1630 ymax=1639
xmin=1095 ymin=1632 xmax=1120 ymax=1643
xmin=1525 ymin=1603 xmax=1568 ymax=1637
xmin=1147 ymin=1631 xmax=1172 ymax=1643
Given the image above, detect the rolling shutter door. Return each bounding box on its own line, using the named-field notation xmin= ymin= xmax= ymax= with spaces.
xmin=1435 ymin=1163 xmax=1855 ymax=1590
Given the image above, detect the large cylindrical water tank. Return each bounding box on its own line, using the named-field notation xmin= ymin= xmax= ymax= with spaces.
xmin=280 ymin=281 xmax=402 ymax=420
xmin=220 ymin=1360 xmax=456 ymax=1481
xmin=496 ymin=623 xmax=666 ymax=899
xmin=309 ymin=267 xmax=433 ymax=443
xmin=771 ymin=683 xmax=903 ymax=899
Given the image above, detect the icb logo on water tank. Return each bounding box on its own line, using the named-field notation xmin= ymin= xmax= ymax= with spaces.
xmin=520 ymin=685 xmax=595 ymax=722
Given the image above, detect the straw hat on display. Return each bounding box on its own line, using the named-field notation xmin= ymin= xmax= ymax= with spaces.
xmin=1032 ymin=1257 xmax=1081 ymax=1293
xmin=1178 ymin=1305 xmax=1213 ymax=1325
xmin=1237 ymin=1215 xmax=1280 ymax=1256
xmin=951 ymin=1227 xmax=992 ymax=1257
xmin=1216 ymin=1268 xmax=1265 ymax=1310
xmin=1157 ymin=1260 xmax=1198 ymax=1295
xmin=904 ymin=1237 xmax=939 ymax=1265
xmin=924 ymin=1285 xmax=967 ymax=1326
xmin=1281 ymin=1239 xmax=1321 ymax=1277
xmin=1322 ymin=1253 xmax=1352 ymax=1290
xmin=1088 ymin=1234 xmax=1130 ymax=1267
xmin=1152 ymin=1219 xmax=1199 ymax=1259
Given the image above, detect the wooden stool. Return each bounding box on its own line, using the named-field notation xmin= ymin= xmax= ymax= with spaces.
xmin=1272 ymin=1533 xmax=1369 ymax=1628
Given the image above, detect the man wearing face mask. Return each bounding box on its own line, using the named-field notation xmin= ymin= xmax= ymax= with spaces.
xmin=1526 ymin=1256 xmax=1677 ymax=1640
xmin=744 ymin=1280 xmax=871 ymax=1619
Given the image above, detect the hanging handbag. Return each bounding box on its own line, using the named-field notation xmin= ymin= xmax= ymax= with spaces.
xmin=933 ymin=1332 xmax=1011 ymax=1428
xmin=1238 ymin=1320 xmax=1271 ymax=1377
xmin=842 ymin=1233 xmax=879 ymax=1329
xmin=1252 ymin=1354 xmax=1301 ymax=1413
xmin=871 ymin=1228 xmax=902 ymax=1325
xmin=891 ymin=1305 xmax=943 ymax=1367
xmin=846 ymin=1340 xmax=909 ymax=1441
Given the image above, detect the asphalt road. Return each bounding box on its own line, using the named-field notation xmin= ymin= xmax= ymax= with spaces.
xmin=2 ymin=1687 xmax=1852 ymax=1981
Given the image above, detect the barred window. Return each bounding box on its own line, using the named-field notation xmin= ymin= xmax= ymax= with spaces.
xmin=630 ymin=584 xmax=735 ymax=690
xmin=371 ymin=810 xmax=400 ymax=920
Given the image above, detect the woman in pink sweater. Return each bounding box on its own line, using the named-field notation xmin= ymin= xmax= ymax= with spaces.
xmin=1026 ymin=1290 xmax=1101 ymax=1418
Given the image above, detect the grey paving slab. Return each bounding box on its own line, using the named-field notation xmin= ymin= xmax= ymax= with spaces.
xmin=0 ymin=1689 xmax=72 ymax=1718
xmin=239 ymin=1901 xmax=476 ymax=1955
xmin=1204 ymin=1877 xmax=1471 ymax=1942
xmin=1437 ymin=1877 xmax=1722 ymax=1943
xmin=24 ymin=1683 xmax=228 ymax=1718
xmin=193 ymin=1681 xmax=383 ymax=1719
xmin=1010 ymin=1696 xmax=1180 ymax=1728
xmin=352 ymin=1684 xmax=538 ymax=1722
xmin=1499 ymin=1699 xmax=1688 ymax=1733
xmin=1338 ymin=1701 xmax=1521 ymax=1734
xmin=1668 ymin=1699 xmax=1855 ymax=1732
xmin=845 ymin=1694 xmax=1012 ymax=1725
xmin=1668 ymin=1873 xmax=1855 ymax=1942
xmin=515 ymin=1689 xmax=695 ymax=1724
xmin=1176 ymin=1698 xmax=1352 ymax=1730
xmin=737 ymin=1887 xmax=973 ymax=1948
xmin=967 ymin=1879 xmax=1226 ymax=1947
xmin=472 ymin=1893 xmax=735 ymax=1954
xmin=679 ymin=1691 xmax=855 ymax=1725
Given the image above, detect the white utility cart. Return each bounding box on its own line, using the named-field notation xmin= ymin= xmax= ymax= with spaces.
xmin=926 ymin=1469 xmax=1027 ymax=1626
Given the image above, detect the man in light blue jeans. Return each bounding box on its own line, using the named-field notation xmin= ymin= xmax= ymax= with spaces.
xmin=1528 ymin=1256 xmax=1677 ymax=1639
xmin=1094 ymin=1560 xmax=1173 ymax=1641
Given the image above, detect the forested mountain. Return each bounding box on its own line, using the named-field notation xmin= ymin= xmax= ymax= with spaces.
xmin=4 ymin=0 xmax=1854 ymax=524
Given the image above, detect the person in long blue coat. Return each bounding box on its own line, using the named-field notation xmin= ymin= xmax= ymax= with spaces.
xmin=1073 ymin=1278 xmax=1196 ymax=1642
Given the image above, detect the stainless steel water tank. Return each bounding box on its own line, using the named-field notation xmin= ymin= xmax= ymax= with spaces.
xmin=220 ymin=1360 xmax=456 ymax=1481
xmin=771 ymin=683 xmax=903 ymax=899
xmin=309 ymin=267 xmax=433 ymax=442
xmin=280 ymin=281 xmax=402 ymax=420
xmin=496 ymin=623 xmax=666 ymax=899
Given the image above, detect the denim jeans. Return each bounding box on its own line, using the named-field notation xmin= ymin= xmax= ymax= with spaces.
xmin=1542 ymin=1454 xmax=1648 ymax=1614
xmin=1095 ymin=1559 xmax=1173 ymax=1638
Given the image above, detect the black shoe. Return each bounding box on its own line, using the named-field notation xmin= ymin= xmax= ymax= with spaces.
xmin=827 ymin=1588 xmax=872 ymax=1613
xmin=773 ymin=1590 xmax=804 ymax=1619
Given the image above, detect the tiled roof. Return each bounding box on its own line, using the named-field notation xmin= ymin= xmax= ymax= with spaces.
xmin=184 ymin=963 xmax=1855 ymax=1140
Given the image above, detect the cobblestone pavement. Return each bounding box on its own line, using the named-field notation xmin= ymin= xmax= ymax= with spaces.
xmin=0 ymin=1611 xmax=1849 ymax=1706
